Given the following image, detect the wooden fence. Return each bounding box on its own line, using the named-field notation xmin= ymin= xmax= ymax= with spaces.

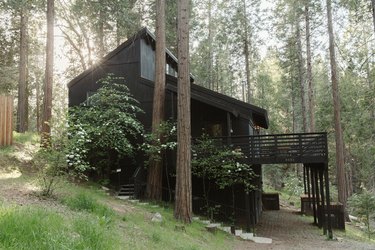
xmin=0 ymin=95 xmax=13 ymax=146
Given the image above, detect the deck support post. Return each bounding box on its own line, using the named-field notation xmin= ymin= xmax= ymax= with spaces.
xmin=245 ymin=192 xmax=252 ymax=232
xmin=319 ymin=169 xmax=327 ymax=235
xmin=307 ymin=166 xmax=311 ymax=209
xmin=314 ymin=168 xmax=320 ymax=227
xmin=324 ymin=167 xmax=333 ymax=239
xmin=311 ymin=166 xmax=317 ymax=225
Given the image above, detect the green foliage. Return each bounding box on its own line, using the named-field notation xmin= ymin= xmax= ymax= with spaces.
xmin=0 ymin=206 xmax=119 ymax=250
xmin=141 ymin=120 xmax=177 ymax=167
xmin=63 ymin=191 xmax=114 ymax=222
xmin=33 ymin=125 xmax=70 ymax=197
xmin=33 ymin=147 xmax=67 ymax=197
xmin=68 ymin=74 xmax=144 ymax=179
xmin=284 ymin=174 xmax=304 ymax=199
xmin=348 ymin=190 xmax=375 ymax=239
xmin=192 ymin=134 xmax=257 ymax=193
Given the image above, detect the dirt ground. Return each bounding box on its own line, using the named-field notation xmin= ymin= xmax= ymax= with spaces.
xmin=235 ymin=205 xmax=375 ymax=250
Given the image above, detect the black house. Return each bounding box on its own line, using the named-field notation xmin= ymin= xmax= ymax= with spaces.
xmin=68 ymin=28 xmax=333 ymax=235
xmin=68 ymin=27 xmax=268 ymax=225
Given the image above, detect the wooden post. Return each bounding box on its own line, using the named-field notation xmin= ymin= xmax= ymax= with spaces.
xmin=324 ymin=166 xmax=333 ymax=238
xmin=311 ymin=166 xmax=317 ymax=225
xmin=319 ymin=169 xmax=327 ymax=235
xmin=307 ymin=166 xmax=311 ymax=209
xmin=0 ymin=96 xmax=13 ymax=146
xmin=314 ymin=168 xmax=320 ymax=226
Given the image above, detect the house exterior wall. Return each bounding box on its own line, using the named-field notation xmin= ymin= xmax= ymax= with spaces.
xmin=68 ymin=32 xmax=266 ymax=227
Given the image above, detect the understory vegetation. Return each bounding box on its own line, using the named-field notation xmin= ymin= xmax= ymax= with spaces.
xmin=0 ymin=133 xmax=234 ymax=250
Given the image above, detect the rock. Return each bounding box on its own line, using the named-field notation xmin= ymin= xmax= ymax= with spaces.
xmin=219 ymin=226 xmax=231 ymax=233
xmin=201 ymin=220 xmax=210 ymax=225
xmin=235 ymin=229 xmax=243 ymax=236
xmin=252 ymin=236 xmax=272 ymax=244
xmin=349 ymin=215 xmax=359 ymax=222
xmin=240 ymin=233 xmax=254 ymax=240
xmin=101 ymin=186 xmax=110 ymax=191
xmin=116 ymin=196 xmax=130 ymax=200
xmin=151 ymin=212 xmax=163 ymax=223
xmin=192 ymin=216 xmax=200 ymax=221
xmin=209 ymin=223 xmax=221 ymax=227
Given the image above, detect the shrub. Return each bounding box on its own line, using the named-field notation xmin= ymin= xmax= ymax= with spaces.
xmin=348 ymin=190 xmax=375 ymax=239
xmin=33 ymin=147 xmax=67 ymax=197
xmin=68 ymin=74 xmax=144 ymax=180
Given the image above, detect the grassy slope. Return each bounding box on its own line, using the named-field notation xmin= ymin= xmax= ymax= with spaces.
xmin=0 ymin=133 xmax=234 ymax=250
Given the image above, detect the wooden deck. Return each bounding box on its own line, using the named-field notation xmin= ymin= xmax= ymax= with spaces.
xmin=219 ymin=133 xmax=328 ymax=166
xmin=210 ymin=132 xmax=333 ymax=238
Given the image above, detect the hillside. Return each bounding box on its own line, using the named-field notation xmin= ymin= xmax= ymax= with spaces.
xmin=1 ymin=133 xmax=374 ymax=250
xmin=0 ymin=133 xmax=236 ymax=250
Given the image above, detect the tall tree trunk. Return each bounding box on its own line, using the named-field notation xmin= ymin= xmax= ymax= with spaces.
xmin=98 ymin=9 xmax=105 ymax=59
xmin=291 ymin=80 xmax=296 ymax=133
xmin=305 ymin=0 xmax=315 ymax=132
xmin=17 ymin=10 xmax=29 ymax=133
xmin=372 ymin=0 xmax=375 ymax=35
xmin=36 ymin=76 xmax=41 ymax=133
xmin=175 ymin=0 xmax=192 ymax=223
xmin=207 ymin=0 xmax=213 ymax=90
xmin=243 ymin=0 xmax=252 ymax=104
xmin=326 ymin=0 xmax=347 ymax=209
xmin=296 ymin=18 xmax=307 ymax=132
xmin=146 ymin=0 xmax=166 ymax=201
xmin=41 ymin=0 xmax=54 ymax=147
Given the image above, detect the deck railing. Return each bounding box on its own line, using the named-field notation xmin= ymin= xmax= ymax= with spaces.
xmin=212 ymin=133 xmax=328 ymax=165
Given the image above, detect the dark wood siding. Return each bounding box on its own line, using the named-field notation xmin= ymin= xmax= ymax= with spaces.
xmin=68 ymin=39 xmax=140 ymax=107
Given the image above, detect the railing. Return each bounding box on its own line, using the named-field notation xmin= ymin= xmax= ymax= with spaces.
xmin=212 ymin=133 xmax=328 ymax=165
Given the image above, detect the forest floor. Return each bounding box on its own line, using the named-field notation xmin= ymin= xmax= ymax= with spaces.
xmin=235 ymin=202 xmax=375 ymax=250
xmin=1 ymin=133 xmax=375 ymax=249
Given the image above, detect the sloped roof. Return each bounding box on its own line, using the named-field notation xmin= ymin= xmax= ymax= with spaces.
xmin=67 ymin=27 xmax=269 ymax=129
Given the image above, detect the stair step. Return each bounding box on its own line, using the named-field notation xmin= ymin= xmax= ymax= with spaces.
xmin=118 ymin=192 xmax=134 ymax=196
xmin=121 ymin=184 xmax=135 ymax=188
xmin=118 ymin=183 xmax=135 ymax=198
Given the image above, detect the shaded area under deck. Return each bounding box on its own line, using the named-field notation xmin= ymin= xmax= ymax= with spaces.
xmin=218 ymin=132 xmax=333 ymax=238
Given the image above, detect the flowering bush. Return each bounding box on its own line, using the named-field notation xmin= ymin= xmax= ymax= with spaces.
xmin=68 ymin=74 xmax=144 ymax=179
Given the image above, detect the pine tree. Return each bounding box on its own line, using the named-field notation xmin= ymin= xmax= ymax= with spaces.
xmin=41 ymin=0 xmax=54 ymax=147
xmin=146 ymin=0 xmax=166 ymax=201
xmin=174 ymin=0 xmax=192 ymax=223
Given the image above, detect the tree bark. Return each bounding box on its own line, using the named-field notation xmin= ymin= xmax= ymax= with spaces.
xmin=207 ymin=0 xmax=213 ymax=90
xmin=326 ymin=0 xmax=347 ymax=209
xmin=305 ymin=0 xmax=315 ymax=132
xmin=372 ymin=0 xmax=375 ymax=36
xmin=296 ymin=18 xmax=307 ymax=132
xmin=146 ymin=0 xmax=166 ymax=201
xmin=174 ymin=0 xmax=192 ymax=223
xmin=98 ymin=8 xmax=105 ymax=59
xmin=36 ymin=74 xmax=41 ymax=133
xmin=41 ymin=0 xmax=54 ymax=147
xmin=243 ymin=0 xmax=252 ymax=104
xmin=17 ymin=10 xmax=29 ymax=133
